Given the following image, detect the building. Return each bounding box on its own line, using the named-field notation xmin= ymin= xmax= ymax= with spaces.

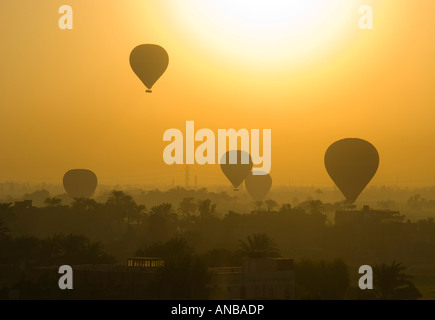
xmin=335 ymin=205 xmax=404 ymax=226
xmin=20 ymin=256 xmax=294 ymax=299
xmin=14 ymin=200 xmax=32 ymax=209
xmin=127 ymin=257 xmax=165 ymax=268
xmin=208 ymin=257 xmax=295 ymax=300
xmin=30 ymin=257 xmax=165 ymax=299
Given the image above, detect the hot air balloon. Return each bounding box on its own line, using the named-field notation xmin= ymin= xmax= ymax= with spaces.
xmin=324 ymin=138 xmax=379 ymax=203
xmin=245 ymin=172 xmax=272 ymax=201
xmin=130 ymin=44 xmax=169 ymax=93
xmin=63 ymin=169 xmax=98 ymax=199
xmin=220 ymin=150 xmax=253 ymax=191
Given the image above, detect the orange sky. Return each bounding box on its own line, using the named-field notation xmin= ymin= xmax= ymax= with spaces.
xmin=1 ymin=1 xmax=435 ymax=188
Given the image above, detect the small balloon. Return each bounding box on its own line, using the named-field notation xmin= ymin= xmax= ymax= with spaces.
xmin=324 ymin=138 xmax=379 ymax=203
xmin=129 ymin=44 xmax=169 ymax=93
xmin=220 ymin=150 xmax=253 ymax=191
xmin=63 ymin=169 xmax=98 ymax=199
xmin=245 ymin=172 xmax=272 ymax=201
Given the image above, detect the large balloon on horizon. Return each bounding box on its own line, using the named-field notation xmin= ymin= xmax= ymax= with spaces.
xmin=130 ymin=44 xmax=169 ymax=93
xmin=220 ymin=150 xmax=253 ymax=191
xmin=324 ymin=138 xmax=379 ymax=203
xmin=245 ymin=172 xmax=272 ymax=201
xmin=63 ymin=169 xmax=98 ymax=199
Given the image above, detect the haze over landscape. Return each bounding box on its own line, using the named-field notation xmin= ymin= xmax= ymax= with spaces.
xmin=1 ymin=1 xmax=435 ymax=187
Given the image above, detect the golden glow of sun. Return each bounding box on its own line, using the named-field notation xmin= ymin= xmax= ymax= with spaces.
xmin=166 ymin=0 xmax=361 ymax=70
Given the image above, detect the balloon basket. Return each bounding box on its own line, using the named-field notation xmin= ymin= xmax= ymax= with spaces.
xmin=146 ymin=90 xmax=152 ymax=93
xmin=233 ymin=188 xmax=239 ymax=191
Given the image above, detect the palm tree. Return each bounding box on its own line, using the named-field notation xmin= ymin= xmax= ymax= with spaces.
xmin=39 ymin=234 xmax=62 ymax=265
xmin=373 ymin=261 xmax=421 ymax=300
xmin=71 ymin=198 xmax=99 ymax=213
xmin=105 ymin=190 xmax=144 ymax=224
xmin=239 ymin=233 xmax=279 ymax=258
xmin=56 ymin=233 xmax=115 ymax=265
xmin=136 ymin=237 xmax=208 ymax=299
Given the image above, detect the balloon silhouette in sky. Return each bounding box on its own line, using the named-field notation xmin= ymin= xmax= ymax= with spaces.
xmin=324 ymin=138 xmax=379 ymax=203
xmin=245 ymin=172 xmax=272 ymax=201
xmin=129 ymin=44 xmax=169 ymax=93
xmin=63 ymin=169 xmax=98 ymax=199
xmin=220 ymin=150 xmax=253 ymax=191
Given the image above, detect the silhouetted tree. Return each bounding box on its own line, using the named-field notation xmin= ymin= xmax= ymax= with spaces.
xmin=23 ymin=189 xmax=50 ymax=207
xmin=254 ymin=201 xmax=264 ymax=211
xmin=71 ymin=198 xmax=100 ymax=213
xmin=373 ymin=261 xmax=421 ymax=300
xmin=239 ymin=233 xmax=279 ymax=258
xmin=264 ymin=199 xmax=278 ymax=212
xmin=150 ymin=203 xmax=173 ymax=216
xmin=407 ymin=194 xmax=424 ymax=210
xmin=307 ymin=200 xmax=323 ymax=215
xmin=279 ymin=203 xmax=292 ymax=214
xmin=136 ymin=237 xmax=208 ymax=299
xmin=416 ymin=217 xmax=435 ymax=233
xmin=179 ymin=197 xmax=197 ymax=217
xmin=38 ymin=233 xmax=115 ymax=266
xmin=148 ymin=203 xmax=177 ymax=242
xmin=44 ymin=197 xmax=63 ymax=207
xmin=105 ymin=190 xmax=145 ymax=224
xmin=197 ymin=199 xmax=216 ymax=217
xmin=136 ymin=236 xmax=192 ymax=258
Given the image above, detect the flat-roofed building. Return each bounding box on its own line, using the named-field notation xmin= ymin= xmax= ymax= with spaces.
xmin=209 ymin=257 xmax=295 ymax=300
xmin=127 ymin=257 xmax=165 ymax=268
xmin=335 ymin=205 xmax=404 ymax=225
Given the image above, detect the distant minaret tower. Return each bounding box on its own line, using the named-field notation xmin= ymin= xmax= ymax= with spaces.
xmin=185 ymin=165 xmax=190 ymax=189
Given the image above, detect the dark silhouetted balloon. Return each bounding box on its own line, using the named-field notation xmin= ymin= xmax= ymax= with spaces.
xmin=130 ymin=44 xmax=169 ymax=93
xmin=220 ymin=150 xmax=253 ymax=191
xmin=63 ymin=169 xmax=98 ymax=199
xmin=324 ymin=138 xmax=379 ymax=203
xmin=245 ymin=172 xmax=272 ymax=201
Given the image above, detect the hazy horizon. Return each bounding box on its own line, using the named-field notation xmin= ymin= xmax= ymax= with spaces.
xmin=2 ymin=1 xmax=435 ymax=187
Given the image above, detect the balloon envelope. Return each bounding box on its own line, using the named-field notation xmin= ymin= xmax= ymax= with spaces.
xmin=220 ymin=150 xmax=253 ymax=190
xmin=130 ymin=44 xmax=169 ymax=92
xmin=63 ymin=169 xmax=98 ymax=199
xmin=324 ymin=138 xmax=379 ymax=203
xmin=245 ymin=172 xmax=272 ymax=201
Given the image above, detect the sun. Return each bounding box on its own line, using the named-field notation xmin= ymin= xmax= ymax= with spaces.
xmin=166 ymin=0 xmax=360 ymax=70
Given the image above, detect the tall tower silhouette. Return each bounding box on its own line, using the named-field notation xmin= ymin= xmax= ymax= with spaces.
xmin=185 ymin=165 xmax=190 ymax=189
